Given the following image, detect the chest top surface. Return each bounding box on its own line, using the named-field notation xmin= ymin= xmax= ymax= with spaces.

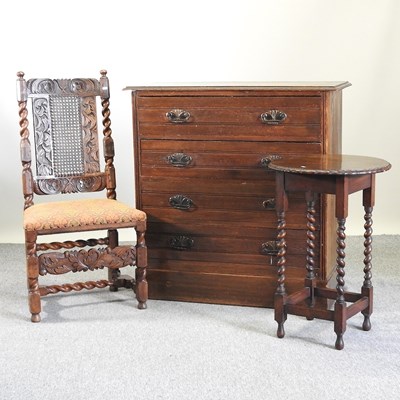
xmin=125 ymin=81 xmax=351 ymax=93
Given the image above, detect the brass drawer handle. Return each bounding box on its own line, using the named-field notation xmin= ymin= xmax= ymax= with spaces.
xmin=166 ymin=152 xmax=193 ymax=167
xmin=169 ymin=194 xmax=194 ymax=210
xmin=260 ymin=110 xmax=287 ymax=125
xmin=169 ymin=235 xmax=194 ymax=250
xmin=261 ymin=241 xmax=279 ymax=256
xmin=262 ymin=198 xmax=276 ymax=210
xmin=166 ymin=109 xmax=191 ymax=123
xmin=260 ymin=154 xmax=282 ymax=168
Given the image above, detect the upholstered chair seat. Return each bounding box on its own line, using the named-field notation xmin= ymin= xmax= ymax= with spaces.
xmin=24 ymin=199 xmax=146 ymax=232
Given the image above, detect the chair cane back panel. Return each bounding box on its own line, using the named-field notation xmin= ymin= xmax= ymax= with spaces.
xmin=26 ymin=77 xmax=106 ymax=195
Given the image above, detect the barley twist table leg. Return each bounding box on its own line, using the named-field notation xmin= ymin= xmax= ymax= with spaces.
xmin=362 ymin=205 xmax=374 ymax=331
xmin=305 ymin=192 xmax=317 ymax=315
xmin=275 ymin=210 xmax=287 ymax=338
xmin=334 ymin=218 xmax=347 ymax=350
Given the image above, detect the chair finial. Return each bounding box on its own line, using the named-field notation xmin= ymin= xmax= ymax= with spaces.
xmin=17 ymin=71 xmax=25 ymax=79
xmin=100 ymin=69 xmax=107 ymax=77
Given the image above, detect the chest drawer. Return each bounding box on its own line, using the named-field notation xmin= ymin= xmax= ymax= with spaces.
xmin=142 ymin=192 xmax=311 ymax=216
xmin=145 ymin=227 xmax=320 ymax=275
xmin=138 ymin=96 xmax=321 ymax=124
xmin=136 ymin=95 xmax=322 ymax=142
xmin=139 ymin=140 xmax=322 ymax=176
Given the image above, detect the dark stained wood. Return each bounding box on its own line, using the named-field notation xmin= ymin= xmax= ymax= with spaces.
xmin=268 ymin=154 xmax=391 ymax=175
xmin=126 ymin=81 xmax=351 ymax=93
xmin=137 ymin=123 xmax=321 ymax=142
xmin=16 ymin=71 xmax=148 ymax=322
xmin=137 ymin=96 xmax=321 ymax=116
xmin=129 ymin=83 xmax=350 ymax=307
xmin=140 ymin=141 xmax=322 ymax=177
xmin=147 ymin=269 xmax=311 ymax=308
xmin=271 ymin=154 xmax=391 ymax=349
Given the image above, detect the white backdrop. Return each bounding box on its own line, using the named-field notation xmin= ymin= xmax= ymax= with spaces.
xmin=1 ymin=0 xmax=399 ymax=242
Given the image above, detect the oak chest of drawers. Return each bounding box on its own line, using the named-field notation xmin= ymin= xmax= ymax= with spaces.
xmin=127 ymin=82 xmax=351 ymax=307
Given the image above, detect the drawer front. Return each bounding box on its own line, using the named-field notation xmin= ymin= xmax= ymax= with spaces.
xmin=137 ymin=96 xmax=320 ymax=124
xmin=146 ymin=229 xmax=320 ymax=272
xmin=136 ymin=95 xmax=321 ymax=141
xmin=142 ymin=192 xmax=312 ymax=216
xmin=146 ymin=270 xmax=307 ymax=308
xmin=146 ymin=229 xmax=299 ymax=255
xmin=142 ymin=193 xmax=318 ymax=231
xmin=140 ymin=140 xmax=322 ymax=176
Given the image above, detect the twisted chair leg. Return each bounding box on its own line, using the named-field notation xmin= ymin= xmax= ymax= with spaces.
xmin=26 ymin=231 xmax=41 ymax=322
xmin=135 ymin=229 xmax=148 ymax=309
xmin=107 ymin=229 xmax=121 ymax=292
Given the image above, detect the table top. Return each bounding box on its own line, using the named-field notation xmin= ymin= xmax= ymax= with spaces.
xmin=268 ymin=154 xmax=391 ymax=175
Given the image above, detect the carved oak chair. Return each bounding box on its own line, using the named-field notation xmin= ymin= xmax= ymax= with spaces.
xmin=16 ymin=70 xmax=147 ymax=322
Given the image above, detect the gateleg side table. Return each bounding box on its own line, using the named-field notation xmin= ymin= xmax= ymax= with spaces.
xmin=268 ymin=154 xmax=391 ymax=350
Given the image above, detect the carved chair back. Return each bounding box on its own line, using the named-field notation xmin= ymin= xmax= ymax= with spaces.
xmin=17 ymin=70 xmax=116 ymax=210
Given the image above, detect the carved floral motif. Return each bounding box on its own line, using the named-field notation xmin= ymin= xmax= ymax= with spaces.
xmin=27 ymin=78 xmax=100 ymax=97
xmin=39 ymin=246 xmax=136 ymax=275
xmin=81 ymin=97 xmax=100 ymax=174
xmin=34 ymin=175 xmax=106 ymax=194
xmin=32 ymin=97 xmax=53 ymax=176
